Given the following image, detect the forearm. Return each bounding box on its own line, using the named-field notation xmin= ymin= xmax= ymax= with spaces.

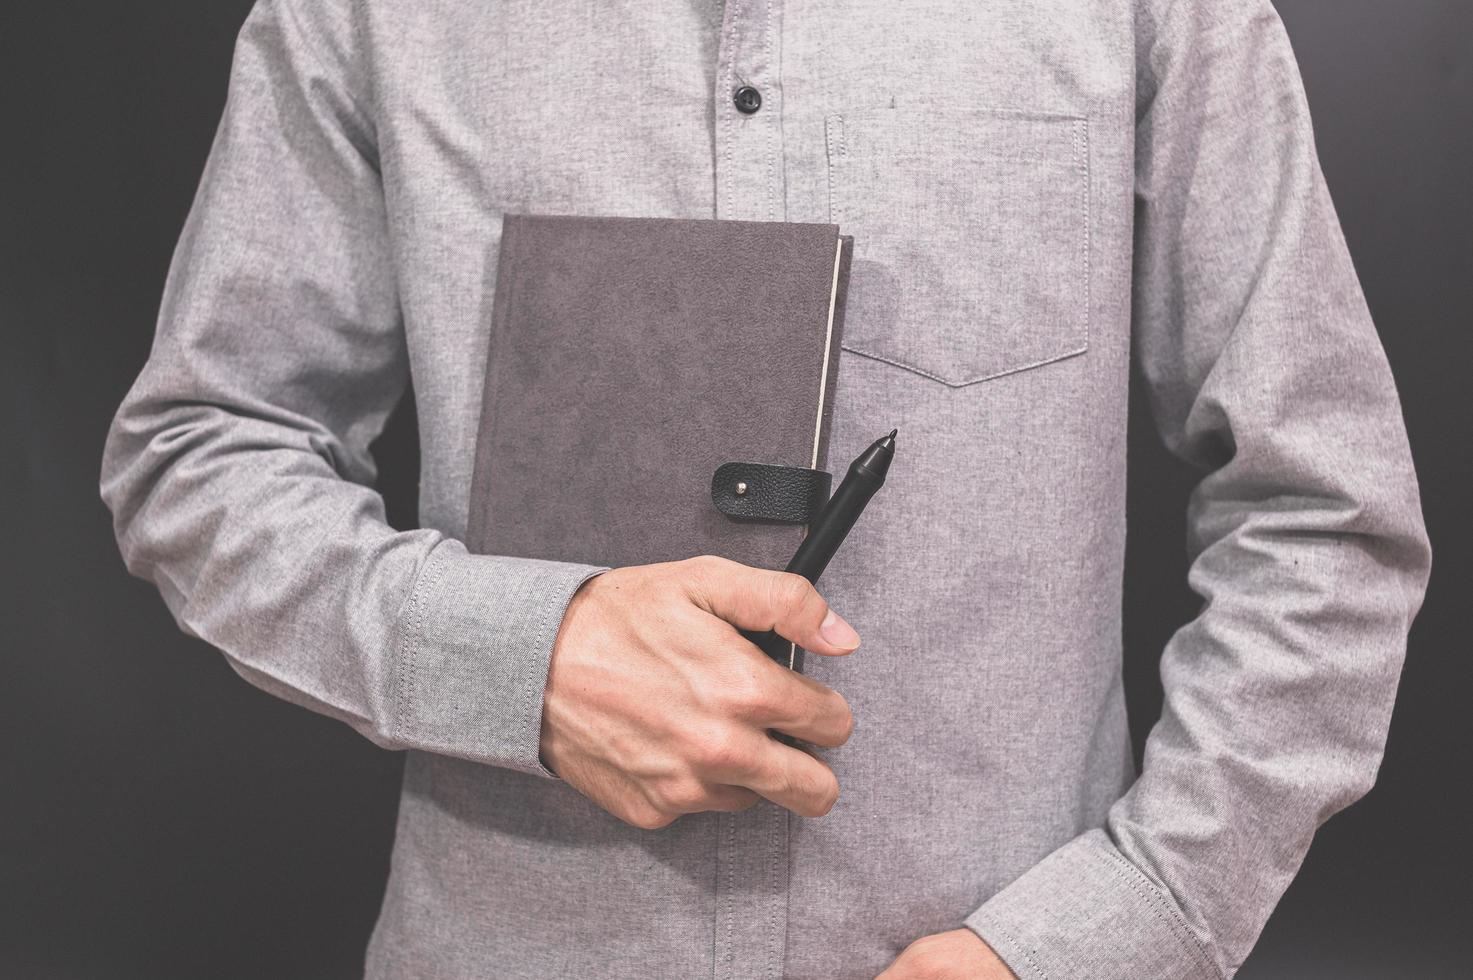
xmin=104 ymin=373 xmax=604 ymax=772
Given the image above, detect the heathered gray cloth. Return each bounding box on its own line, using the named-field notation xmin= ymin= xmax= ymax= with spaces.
xmin=99 ymin=1 xmax=1431 ymax=978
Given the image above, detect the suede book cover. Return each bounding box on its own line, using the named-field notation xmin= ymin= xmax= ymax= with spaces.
xmin=466 ymin=214 xmax=853 ymax=573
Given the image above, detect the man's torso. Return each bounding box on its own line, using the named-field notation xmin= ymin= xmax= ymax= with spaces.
xmin=361 ymin=2 xmax=1140 ymax=976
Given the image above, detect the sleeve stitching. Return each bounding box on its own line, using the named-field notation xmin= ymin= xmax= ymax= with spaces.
xmin=990 ymin=922 xmax=1049 ymax=980
xmin=1093 ymin=845 xmax=1224 ymax=978
xmin=397 ymin=542 xmax=449 ymax=742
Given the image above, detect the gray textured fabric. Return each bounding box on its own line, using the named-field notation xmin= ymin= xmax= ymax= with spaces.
xmin=98 ymin=1 xmax=1431 ymax=978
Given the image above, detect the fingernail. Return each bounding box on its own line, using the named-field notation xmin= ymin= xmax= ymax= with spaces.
xmin=819 ymin=610 xmax=861 ymax=650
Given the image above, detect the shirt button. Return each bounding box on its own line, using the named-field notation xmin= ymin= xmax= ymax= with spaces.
xmin=732 ymin=85 xmax=762 ymax=114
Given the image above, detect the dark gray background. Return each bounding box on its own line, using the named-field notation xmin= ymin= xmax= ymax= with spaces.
xmin=2 ymin=1 xmax=1468 ymax=976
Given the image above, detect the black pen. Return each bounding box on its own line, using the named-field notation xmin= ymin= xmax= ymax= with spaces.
xmin=746 ymin=428 xmax=897 ymax=674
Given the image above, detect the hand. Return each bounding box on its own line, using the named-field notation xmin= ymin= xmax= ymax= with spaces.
xmin=876 ymin=929 xmax=1017 ymax=979
xmin=540 ymin=555 xmax=861 ymax=830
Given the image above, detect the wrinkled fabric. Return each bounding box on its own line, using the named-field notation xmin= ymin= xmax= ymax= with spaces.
xmin=100 ymin=1 xmax=1431 ymax=977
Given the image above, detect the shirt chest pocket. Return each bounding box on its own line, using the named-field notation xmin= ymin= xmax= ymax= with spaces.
xmin=825 ymin=106 xmax=1090 ymax=386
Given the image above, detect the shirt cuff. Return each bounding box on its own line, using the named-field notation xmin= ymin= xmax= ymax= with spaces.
xmin=392 ymin=539 xmax=608 ymax=777
xmin=964 ymin=829 xmax=1223 ymax=980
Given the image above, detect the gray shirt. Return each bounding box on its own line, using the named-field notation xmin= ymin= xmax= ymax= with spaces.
xmin=100 ymin=1 xmax=1432 ymax=977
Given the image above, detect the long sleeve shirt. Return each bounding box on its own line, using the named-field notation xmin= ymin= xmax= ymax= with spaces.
xmin=99 ymin=1 xmax=1432 ymax=977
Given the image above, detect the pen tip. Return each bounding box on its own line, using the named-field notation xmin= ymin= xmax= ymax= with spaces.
xmin=887 ymin=428 xmax=898 ymax=440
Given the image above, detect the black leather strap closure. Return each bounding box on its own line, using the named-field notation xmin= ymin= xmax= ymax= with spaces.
xmin=710 ymin=461 xmax=831 ymax=524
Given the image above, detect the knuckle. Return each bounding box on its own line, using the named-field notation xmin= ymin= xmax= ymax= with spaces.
xmin=686 ymin=554 xmax=733 ymax=582
xmin=624 ymin=804 xmax=676 ymax=831
xmin=769 ymin=572 xmax=814 ymax=619
xmin=681 ymin=555 xmax=744 ymax=605
xmin=685 ymin=554 xmax=721 ymax=574
xmin=673 ymin=555 xmax=715 ymax=593
xmin=691 ymin=726 xmax=748 ymax=772
xmin=653 ymin=778 xmax=707 ymax=812
xmin=720 ymin=661 xmax=775 ymax=715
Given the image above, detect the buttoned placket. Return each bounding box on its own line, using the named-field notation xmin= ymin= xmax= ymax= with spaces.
xmin=714 ymin=0 xmax=787 ymax=224
xmin=711 ymin=6 xmax=793 ymax=977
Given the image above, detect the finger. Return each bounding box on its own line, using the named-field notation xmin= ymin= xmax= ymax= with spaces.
xmin=706 ymin=728 xmax=842 ymax=818
xmin=686 ymin=556 xmax=860 ymax=656
xmin=727 ymin=654 xmax=854 ymax=747
xmin=701 ymin=784 xmax=761 ymax=812
xmin=765 ymin=669 xmax=848 ymax=745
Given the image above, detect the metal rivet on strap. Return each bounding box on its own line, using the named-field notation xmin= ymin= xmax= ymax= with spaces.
xmin=735 ymin=482 xmax=748 ymax=495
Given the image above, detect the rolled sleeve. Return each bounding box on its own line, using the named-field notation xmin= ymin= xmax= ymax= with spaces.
xmin=965 ymin=831 xmax=1219 ymax=980
xmin=394 ymin=544 xmax=606 ymax=777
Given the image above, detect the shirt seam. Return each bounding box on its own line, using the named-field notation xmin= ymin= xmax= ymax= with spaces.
xmin=839 ymin=342 xmax=1088 ymax=386
xmin=274 ymin=0 xmax=375 ymax=126
xmin=721 ymin=4 xmax=738 ymax=219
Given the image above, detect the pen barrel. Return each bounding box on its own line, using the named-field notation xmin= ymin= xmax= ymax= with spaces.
xmin=743 ymin=460 xmax=885 ymax=674
xmin=739 ymin=476 xmax=870 ymax=677
xmin=785 ymin=473 xmax=882 ymax=583
xmin=740 ymin=429 xmax=895 ymax=740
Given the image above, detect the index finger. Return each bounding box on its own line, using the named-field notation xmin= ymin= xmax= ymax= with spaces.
xmin=683 ymin=556 xmax=861 ymax=656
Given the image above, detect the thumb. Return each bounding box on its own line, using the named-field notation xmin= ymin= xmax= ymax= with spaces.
xmin=685 ymin=556 xmax=861 ymax=656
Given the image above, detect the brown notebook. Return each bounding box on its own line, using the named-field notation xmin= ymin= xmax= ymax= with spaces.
xmin=466 ymin=214 xmax=853 ymax=575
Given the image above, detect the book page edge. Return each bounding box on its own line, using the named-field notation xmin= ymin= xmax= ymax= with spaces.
xmin=792 ymin=235 xmax=845 ymax=671
xmin=810 ymin=236 xmax=844 ymax=470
